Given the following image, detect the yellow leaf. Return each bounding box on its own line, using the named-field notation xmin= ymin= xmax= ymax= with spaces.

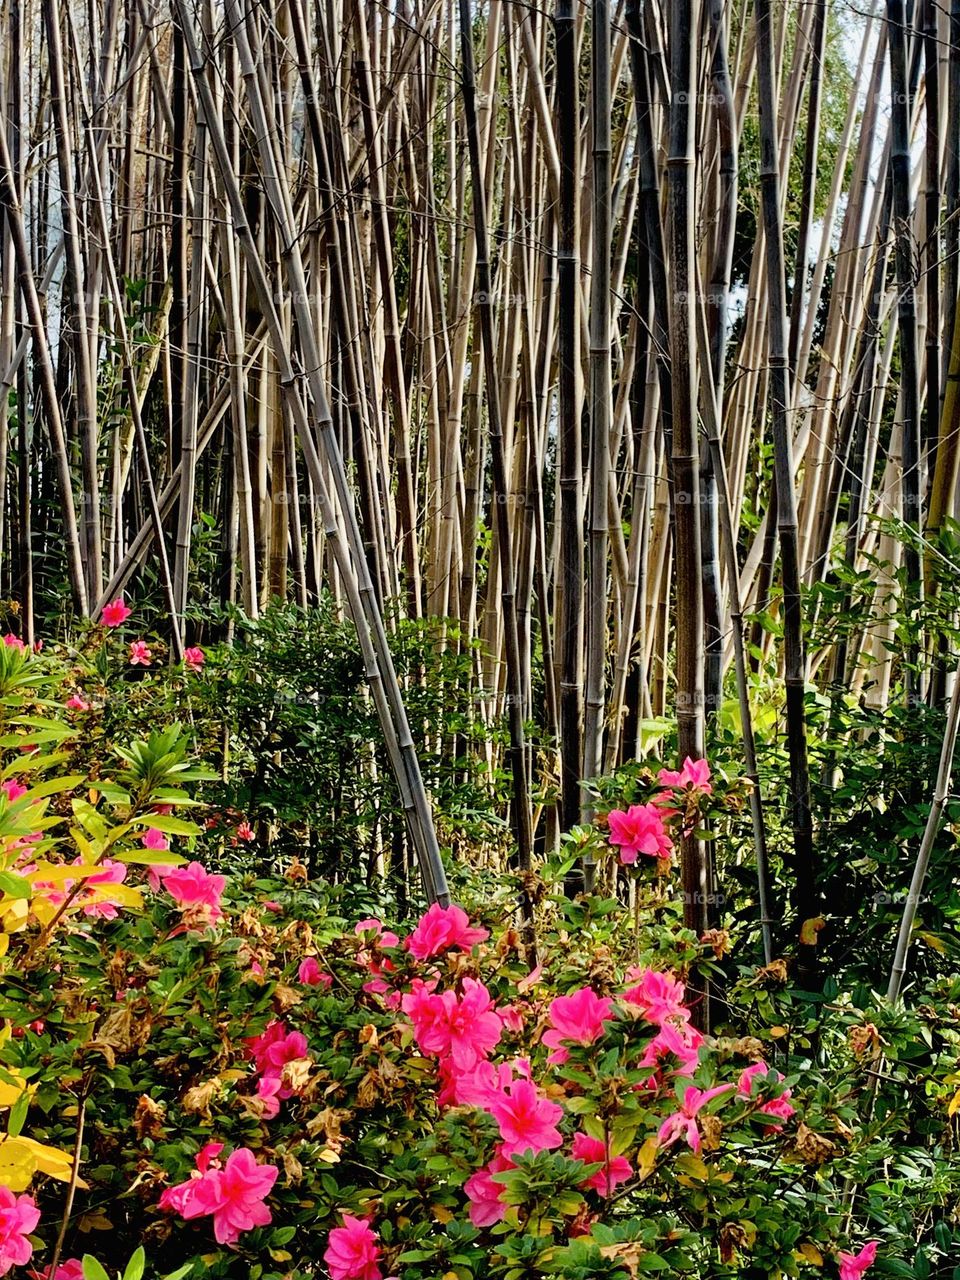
xmin=917 ymin=931 xmax=946 ymax=954
xmin=770 ymin=1025 xmax=790 ymax=1038
xmin=796 ymin=1243 xmax=824 ymax=1265
xmin=947 ymin=1088 xmax=960 ymax=1117
xmin=635 ymin=1136 xmax=659 ymax=1182
xmin=14 ymin=1135 xmax=82 ymax=1185
xmin=79 ymin=884 xmax=143 ymax=911
xmin=675 ymin=1152 xmax=711 ymax=1181
xmin=0 ymin=934 xmax=9 ymax=957
xmin=799 ymin=916 xmax=825 ymax=946
xmin=0 ymin=1069 xmax=33 ymax=1109
xmin=0 ymin=1138 xmax=37 ymax=1191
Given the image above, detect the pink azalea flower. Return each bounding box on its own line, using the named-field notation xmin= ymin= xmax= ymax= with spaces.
xmin=737 ymin=1062 xmax=795 ymax=1126
xmin=65 ymin=694 xmax=91 ymax=711
xmin=658 ymin=756 xmax=712 ymax=793
xmin=499 ymin=1004 xmax=526 ymax=1033
xmin=657 ymin=1084 xmax=734 ymax=1153
xmin=298 ymin=957 xmax=332 ymax=987
xmin=402 ymin=977 xmax=502 ymax=1072
xmin=405 ymin=902 xmax=489 ymax=960
xmin=79 ymin=859 xmax=128 ymax=919
xmin=181 ymin=1148 xmax=278 ymax=1245
xmin=607 ymin=803 xmax=673 ymax=864
xmin=162 ymin=862 xmax=226 ymax=920
xmin=159 ymin=1144 xmax=224 ymax=1216
xmin=33 ymin=1260 xmax=85 ymax=1280
xmin=235 ymin=821 xmax=254 ymax=842
xmin=543 ymin=987 xmax=615 ymax=1064
xmin=838 ymin=1242 xmax=879 ymax=1280
xmin=129 ymin=640 xmax=152 ymax=666
xmin=571 ymin=1132 xmax=633 ymax=1195
xmin=487 ymin=1078 xmax=564 ymax=1158
xmin=622 ymin=967 xmax=690 ymax=1026
xmin=184 ymin=646 xmax=205 ymax=672
xmin=464 ymin=1151 xmax=513 ymax=1227
xmin=0 ymin=1188 xmax=40 ymax=1276
xmin=324 ymin=1214 xmax=383 ymax=1280
xmin=142 ymin=826 xmax=170 ymax=851
xmin=101 ymin=598 xmax=132 ymax=627
xmin=355 ymin=918 xmax=400 ymax=949
xmin=244 ymin=1021 xmax=309 ymax=1079
xmin=638 ymin=1021 xmax=703 ymax=1081
xmin=1 ymin=634 xmax=25 ymax=651
xmin=450 ymin=1057 xmax=531 ymax=1109
xmin=255 ymin=1072 xmax=282 ymax=1118
xmin=1 ymin=779 xmax=27 ymax=803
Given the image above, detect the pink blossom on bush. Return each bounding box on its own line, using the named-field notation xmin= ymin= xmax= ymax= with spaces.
xmin=79 ymin=859 xmax=128 ymax=919
xmin=621 ymin=967 xmax=690 ymax=1026
xmin=235 ymin=821 xmax=254 ymax=842
xmin=464 ymin=1151 xmax=513 ymax=1227
xmin=450 ymin=1057 xmax=531 ymax=1109
xmin=657 ymin=1084 xmax=734 ymax=1153
xmin=402 ymin=977 xmax=502 ymax=1072
xmin=638 ymin=1022 xmax=703 ymax=1081
xmin=355 ymin=917 xmax=400 ymax=949
xmin=838 ymin=1242 xmax=879 ymax=1280
xmin=0 ymin=1188 xmax=40 ymax=1275
xmin=159 ymin=1144 xmax=226 ymax=1216
xmin=184 ymin=646 xmax=205 ymax=672
xmin=35 ymin=1260 xmax=85 ymax=1280
xmin=487 ymin=1078 xmax=564 ymax=1158
xmin=737 ymin=1062 xmax=795 ymax=1126
xmin=606 ymin=803 xmax=673 ymax=864
xmin=571 ymin=1132 xmax=633 ymax=1195
xmin=142 ymin=826 xmax=170 ymax=851
xmin=1 ymin=779 xmax=27 ymax=802
xmin=324 ymin=1214 xmax=383 ymax=1280
xmin=658 ymin=756 xmax=712 ymax=794
xmin=129 ymin=639 xmax=152 ymax=666
xmin=1 ymin=634 xmax=25 ymax=651
xmin=255 ymin=1072 xmax=282 ymax=1119
xmin=65 ymin=694 xmax=90 ymax=711
xmin=244 ymin=1021 xmax=309 ymax=1079
xmin=405 ymin=902 xmax=488 ymax=960
xmin=180 ymin=1147 xmax=278 ymax=1245
xmin=298 ymin=957 xmax=332 ymax=987
xmin=162 ymin=862 xmax=225 ymax=919
xmin=543 ymin=987 xmax=615 ymax=1064
xmin=101 ymin=598 xmax=131 ymax=627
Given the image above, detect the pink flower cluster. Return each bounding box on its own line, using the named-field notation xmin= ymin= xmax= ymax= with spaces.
xmin=32 ymin=858 xmax=128 ymax=920
xmin=149 ymin=861 xmax=226 ymax=928
xmin=606 ymin=757 xmax=713 ymax=866
xmin=839 ymin=1242 xmax=879 ymax=1280
xmin=324 ymin=1214 xmax=398 ymax=1280
xmin=244 ymin=1020 xmax=310 ymax=1118
xmin=0 ymin=1188 xmax=39 ymax=1276
xmin=403 ymin=976 xmax=502 ymax=1072
xmin=737 ymin=1062 xmax=795 ymax=1129
xmin=405 ymin=902 xmax=489 ymax=960
xmin=159 ymin=1144 xmax=278 ymax=1245
xmin=622 ymin=966 xmax=704 ymax=1082
xmin=543 ymin=987 xmax=615 ymax=1065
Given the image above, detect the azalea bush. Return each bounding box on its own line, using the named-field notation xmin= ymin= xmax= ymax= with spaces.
xmin=0 ymin=634 xmax=958 ymax=1279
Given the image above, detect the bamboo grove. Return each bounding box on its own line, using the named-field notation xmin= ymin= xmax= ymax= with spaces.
xmin=1 ymin=0 xmax=959 ymax=962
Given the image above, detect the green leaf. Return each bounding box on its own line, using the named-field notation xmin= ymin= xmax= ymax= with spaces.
xmin=115 ymin=851 xmax=188 ymax=867
xmin=82 ymin=1257 xmax=111 ymax=1280
xmin=7 ymin=1088 xmax=29 ymax=1137
xmin=121 ymin=1247 xmax=145 ymax=1280
xmin=0 ymin=871 xmax=31 ymax=899
xmin=128 ymin=814 xmax=201 ymax=836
